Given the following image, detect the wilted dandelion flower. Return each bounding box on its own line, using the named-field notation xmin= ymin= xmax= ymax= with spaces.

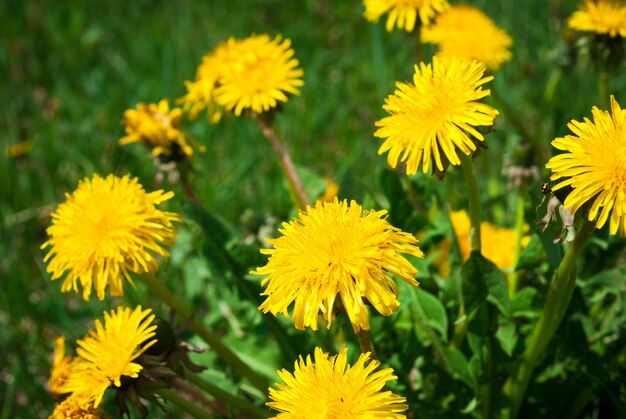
xmin=421 ymin=5 xmax=513 ymax=70
xmin=268 ymin=346 xmax=408 ymax=418
xmin=49 ymin=337 xmax=73 ymax=396
xmin=181 ymin=34 xmax=303 ymax=119
xmin=60 ymin=306 xmax=157 ymax=407
xmin=568 ymin=0 xmax=626 ymax=37
xmin=374 ymin=55 xmax=499 ymax=175
xmin=120 ymin=99 xmax=202 ymax=161
xmin=546 ymin=96 xmax=626 ymax=236
xmin=363 ymin=0 xmax=449 ymax=31
xmin=252 ymin=198 xmax=423 ymax=332
xmin=49 ymin=395 xmax=103 ymax=419
xmin=42 ymin=174 xmax=182 ymax=300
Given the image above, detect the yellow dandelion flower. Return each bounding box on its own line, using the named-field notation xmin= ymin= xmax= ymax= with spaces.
xmin=252 ymin=198 xmax=423 ymax=332
xmin=60 ymin=306 xmax=157 ymax=407
xmin=181 ymin=34 xmax=303 ymax=119
xmin=49 ymin=337 xmax=73 ymax=396
xmin=42 ymin=174 xmax=182 ymax=300
xmin=214 ymin=34 xmax=304 ymax=116
xmin=421 ymin=5 xmax=513 ymax=70
xmin=374 ymin=55 xmax=499 ymax=175
xmin=443 ymin=210 xmax=530 ymax=273
xmin=363 ymin=0 xmax=449 ymax=31
xmin=568 ymin=0 xmax=626 ymax=37
xmin=268 ymin=346 xmax=408 ymax=418
xmin=180 ymin=38 xmax=242 ymax=121
xmin=119 ymin=99 xmax=203 ymax=161
xmin=49 ymin=395 xmax=103 ymax=419
xmin=546 ymin=96 xmax=626 ymax=236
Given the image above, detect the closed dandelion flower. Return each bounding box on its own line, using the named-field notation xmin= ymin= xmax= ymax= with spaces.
xmin=252 ymin=198 xmax=423 ymax=332
xmin=49 ymin=337 xmax=73 ymax=396
xmin=363 ymin=0 xmax=449 ymax=31
xmin=49 ymin=395 xmax=103 ymax=419
xmin=60 ymin=306 xmax=157 ymax=407
xmin=421 ymin=5 xmax=513 ymax=70
xmin=268 ymin=346 xmax=408 ymax=418
xmin=568 ymin=0 xmax=626 ymax=37
xmin=42 ymin=174 xmax=182 ymax=300
xmin=181 ymin=34 xmax=303 ymax=119
xmin=120 ymin=99 xmax=203 ymax=161
xmin=374 ymin=55 xmax=499 ymax=175
xmin=546 ymin=96 xmax=626 ymax=236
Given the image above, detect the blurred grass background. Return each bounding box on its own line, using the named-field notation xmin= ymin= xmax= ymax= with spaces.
xmin=1 ymin=0 xmax=622 ymax=417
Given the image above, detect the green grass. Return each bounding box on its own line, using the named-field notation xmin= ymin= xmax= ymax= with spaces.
xmin=1 ymin=0 xmax=625 ymax=417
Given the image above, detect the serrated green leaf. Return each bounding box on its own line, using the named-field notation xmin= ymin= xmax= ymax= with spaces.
xmin=414 ymin=288 xmax=449 ymax=341
xmin=464 ymin=251 xmax=509 ymax=317
xmin=443 ymin=346 xmax=475 ymax=389
xmin=495 ymin=316 xmax=517 ymax=356
xmin=461 ymin=252 xmax=489 ymax=317
xmin=511 ymin=287 xmax=539 ymax=319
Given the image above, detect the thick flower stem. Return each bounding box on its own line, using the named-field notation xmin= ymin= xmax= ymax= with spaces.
xmin=506 ymin=220 xmax=595 ymax=418
xmin=252 ymin=113 xmax=311 ymax=210
xmin=508 ymin=190 xmax=526 ymax=297
xmin=179 ymin=166 xmax=203 ymax=207
xmin=458 ymin=152 xmax=482 ymax=252
xmin=356 ymin=329 xmax=378 ymax=360
xmin=154 ymin=388 xmax=213 ymax=419
xmin=599 ymin=71 xmax=610 ymax=110
xmin=184 ymin=374 xmax=268 ymax=418
xmin=141 ymin=273 xmax=268 ymax=394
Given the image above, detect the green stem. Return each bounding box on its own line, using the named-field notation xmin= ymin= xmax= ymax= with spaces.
xmin=599 ymin=71 xmax=610 ymax=110
xmin=253 ymin=113 xmax=311 ymax=210
xmin=180 ymin=166 xmax=203 ymax=207
xmin=459 ymin=152 xmax=482 ymax=252
xmin=356 ymin=329 xmax=377 ymax=360
xmin=141 ymin=273 xmax=268 ymax=393
xmin=414 ymin=23 xmax=423 ymax=63
xmin=185 ymin=374 xmax=268 ymax=418
xmin=508 ymin=189 xmax=526 ymax=297
xmin=505 ymin=220 xmax=595 ymax=418
xmin=561 ymin=387 xmax=594 ymax=419
xmin=154 ymin=388 xmax=213 ymax=419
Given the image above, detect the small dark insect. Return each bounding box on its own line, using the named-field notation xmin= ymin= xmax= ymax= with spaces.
xmin=541 ymin=180 xmax=573 ymax=205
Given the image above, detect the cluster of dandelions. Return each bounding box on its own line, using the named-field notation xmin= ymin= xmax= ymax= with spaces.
xmin=42 ymin=0 xmax=626 ymax=417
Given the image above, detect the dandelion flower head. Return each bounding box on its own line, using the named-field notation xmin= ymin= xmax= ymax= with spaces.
xmin=252 ymin=198 xmax=423 ymax=332
xmin=120 ymin=99 xmax=203 ymax=161
xmin=421 ymin=5 xmax=513 ymax=70
xmin=181 ymin=34 xmax=303 ymax=119
xmin=49 ymin=336 xmax=73 ymax=396
xmin=568 ymin=0 xmax=626 ymax=37
xmin=546 ymin=96 xmax=626 ymax=236
xmin=60 ymin=306 xmax=157 ymax=407
xmin=363 ymin=0 xmax=449 ymax=31
xmin=49 ymin=395 xmax=103 ymax=419
xmin=268 ymin=346 xmax=408 ymax=418
xmin=374 ymin=55 xmax=499 ymax=175
xmin=42 ymin=174 xmax=182 ymax=300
